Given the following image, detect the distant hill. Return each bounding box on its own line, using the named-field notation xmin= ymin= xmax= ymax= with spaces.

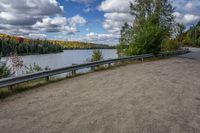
xmin=0 ymin=33 xmax=114 ymax=49
xmin=49 ymin=40 xmax=114 ymax=49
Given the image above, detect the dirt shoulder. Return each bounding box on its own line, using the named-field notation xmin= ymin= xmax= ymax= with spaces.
xmin=0 ymin=57 xmax=200 ymax=133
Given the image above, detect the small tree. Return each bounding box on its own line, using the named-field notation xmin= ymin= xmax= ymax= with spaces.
xmin=91 ymin=50 xmax=103 ymax=62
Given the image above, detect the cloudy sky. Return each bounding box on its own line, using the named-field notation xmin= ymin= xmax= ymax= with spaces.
xmin=0 ymin=0 xmax=200 ymax=45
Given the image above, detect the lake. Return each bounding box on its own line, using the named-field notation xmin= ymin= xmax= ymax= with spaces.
xmin=2 ymin=49 xmax=118 ymax=76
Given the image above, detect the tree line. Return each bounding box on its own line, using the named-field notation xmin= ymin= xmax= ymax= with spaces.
xmin=49 ymin=40 xmax=114 ymax=50
xmin=0 ymin=36 xmax=63 ymax=57
xmin=0 ymin=34 xmax=114 ymax=57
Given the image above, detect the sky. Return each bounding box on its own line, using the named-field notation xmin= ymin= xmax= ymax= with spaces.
xmin=0 ymin=0 xmax=200 ymax=45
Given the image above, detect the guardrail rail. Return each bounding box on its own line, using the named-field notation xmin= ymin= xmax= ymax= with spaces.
xmin=0 ymin=49 xmax=189 ymax=89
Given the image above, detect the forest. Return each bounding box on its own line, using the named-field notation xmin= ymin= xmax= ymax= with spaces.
xmin=0 ymin=34 xmax=113 ymax=57
xmin=0 ymin=34 xmax=63 ymax=57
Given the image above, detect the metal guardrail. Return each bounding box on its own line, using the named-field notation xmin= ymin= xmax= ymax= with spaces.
xmin=0 ymin=49 xmax=189 ymax=89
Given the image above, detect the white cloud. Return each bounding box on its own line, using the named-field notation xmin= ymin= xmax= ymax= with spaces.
xmin=103 ymin=12 xmax=134 ymax=33
xmin=77 ymin=32 xmax=119 ymax=45
xmin=27 ymin=33 xmax=47 ymax=40
xmin=0 ymin=0 xmax=64 ymax=35
xmin=34 ymin=16 xmax=67 ymax=28
xmin=33 ymin=16 xmax=67 ymax=32
xmin=183 ymin=14 xmax=200 ymax=24
xmin=0 ymin=0 xmax=63 ymax=16
xmin=99 ymin=0 xmax=134 ymax=34
xmin=0 ymin=22 xmax=38 ymax=36
xmin=54 ymin=32 xmax=119 ymax=45
xmin=173 ymin=0 xmax=200 ymax=26
xmin=68 ymin=15 xmax=87 ymax=27
xmin=32 ymin=15 xmax=86 ymax=34
xmin=98 ymin=0 xmax=134 ymax=13
xmin=174 ymin=12 xmax=200 ymax=25
xmin=0 ymin=0 xmax=86 ymax=37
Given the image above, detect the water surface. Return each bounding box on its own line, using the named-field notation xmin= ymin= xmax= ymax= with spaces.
xmin=2 ymin=49 xmax=117 ymax=76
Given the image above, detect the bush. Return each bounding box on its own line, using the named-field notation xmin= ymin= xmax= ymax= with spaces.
xmin=24 ymin=63 xmax=44 ymax=74
xmin=124 ymin=20 xmax=166 ymax=55
xmin=24 ymin=63 xmax=51 ymax=74
xmin=161 ymin=39 xmax=180 ymax=51
xmin=91 ymin=50 xmax=103 ymax=62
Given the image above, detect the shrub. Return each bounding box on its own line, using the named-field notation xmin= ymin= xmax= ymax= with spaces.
xmin=24 ymin=63 xmax=44 ymax=74
xmin=91 ymin=50 xmax=103 ymax=62
xmin=161 ymin=39 xmax=180 ymax=51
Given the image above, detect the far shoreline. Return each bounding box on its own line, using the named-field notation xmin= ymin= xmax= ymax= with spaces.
xmin=1 ymin=49 xmax=117 ymax=58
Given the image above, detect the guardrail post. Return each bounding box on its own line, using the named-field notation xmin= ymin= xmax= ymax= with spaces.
xmin=91 ymin=66 xmax=95 ymax=71
xmin=72 ymin=70 xmax=76 ymax=76
xmin=108 ymin=63 xmax=111 ymax=67
xmin=141 ymin=58 xmax=144 ymax=62
xmin=46 ymin=76 xmax=50 ymax=81
xmin=8 ymin=86 xmax=13 ymax=91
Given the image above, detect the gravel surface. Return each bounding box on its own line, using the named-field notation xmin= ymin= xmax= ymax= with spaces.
xmin=0 ymin=50 xmax=200 ymax=133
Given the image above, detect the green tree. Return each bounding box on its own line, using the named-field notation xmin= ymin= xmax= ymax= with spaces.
xmin=91 ymin=50 xmax=103 ymax=62
xmin=118 ymin=0 xmax=175 ymax=56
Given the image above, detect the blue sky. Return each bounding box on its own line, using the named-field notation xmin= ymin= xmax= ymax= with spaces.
xmin=0 ymin=0 xmax=200 ymax=45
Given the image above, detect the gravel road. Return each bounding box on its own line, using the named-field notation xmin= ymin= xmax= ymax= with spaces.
xmin=0 ymin=50 xmax=200 ymax=133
